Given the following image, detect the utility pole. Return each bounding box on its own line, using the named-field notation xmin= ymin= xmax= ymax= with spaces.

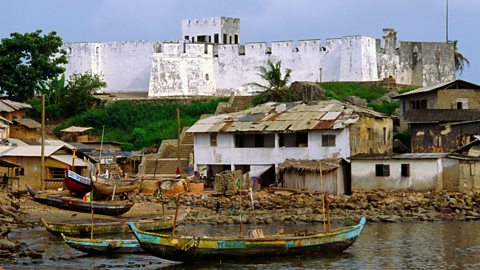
xmin=446 ymin=0 xmax=449 ymax=42
xmin=176 ymin=108 xmax=181 ymax=176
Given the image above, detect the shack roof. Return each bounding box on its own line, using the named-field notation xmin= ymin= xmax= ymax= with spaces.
xmin=188 ymin=100 xmax=386 ymax=134
xmin=13 ymin=118 xmax=41 ymax=129
xmin=403 ymin=109 xmax=480 ymax=123
xmin=394 ymin=79 xmax=480 ymax=98
xmin=278 ymin=158 xmax=341 ymax=173
xmin=0 ymin=100 xmax=32 ymax=112
xmin=0 ymin=145 xmax=64 ymax=157
xmin=61 ymin=126 xmax=93 ymax=133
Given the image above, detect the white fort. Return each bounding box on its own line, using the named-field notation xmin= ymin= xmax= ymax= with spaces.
xmin=63 ymin=17 xmax=455 ymax=96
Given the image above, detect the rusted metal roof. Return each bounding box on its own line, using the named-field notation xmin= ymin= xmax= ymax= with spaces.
xmin=350 ymin=153 xmax=448 ymax=160
xmin=404 ymin=109 xmax=480 ymax=123
xmin=189 ymin=100 xmax=388 ymax=134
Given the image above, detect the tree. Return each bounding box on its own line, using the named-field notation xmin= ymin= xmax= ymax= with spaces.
xmin=28 ymin=72 xmax=106 ymax=120
xmin=453 ymin=40 xmax=470 ymax=75
xmin=63 ymin=72 xmax=106 ymax=116
xmin=250 ymin=60 xmax=293 ymax=102
xmin=0 ymin=30 xmax=67 ymax=100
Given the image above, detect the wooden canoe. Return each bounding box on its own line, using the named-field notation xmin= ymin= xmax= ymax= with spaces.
xmin=128 ymin=217 xmax=366 ymax=262
xmin=61 ymin=234 xmax=143 ymax=254
xmin=27 ymin=186 xmax=133 ymax=216
xmin=92 ymin=182 xmax=139 ymax=196
xmin=41 ymin=208 xmax=190 ymax=237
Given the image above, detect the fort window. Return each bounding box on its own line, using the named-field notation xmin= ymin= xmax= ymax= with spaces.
xmin=279 ymin=133 xmax=308 ymax=147
xmin=401 ymin=164 xmax=410 ymax=177
xmin=223 ymin=34 xmax=227 ymax=44
xmin=184 ymin=35 xmax=189 ymax=41
xmin=214 ymin=34 xmax=219 ymax=43
xmin=322 ymin=135 xmax=336 ymax=147
xmin=234 ymin=35 xmax=239 ymax=44
xmin=229 ymin=36 xmax=232 ymax=44
xmin=192 ymin=37 xmax=195 ymax=43
xmin=375 ymin=164 xmax=390 ymax=177
xmin=210 ymin=133 xmax=217 ymax=146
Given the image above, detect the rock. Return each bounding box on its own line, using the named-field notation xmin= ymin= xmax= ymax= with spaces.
xmin=0 ymin=238 xmax=16 ymax=252
xmin=289 ymin=81 xmax=326 ymax=101
xmin=345 ymin=96 xmax=368 ymax=107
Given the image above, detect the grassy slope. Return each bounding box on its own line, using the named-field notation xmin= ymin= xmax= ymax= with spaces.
xmin=55 ymin=98 xmax=226 ymax=150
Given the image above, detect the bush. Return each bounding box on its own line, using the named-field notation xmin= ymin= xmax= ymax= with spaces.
xmin=54 ymin=98 xmax=226 ymax=150
xmin=319 ymin=82 xmax=388 ymax=102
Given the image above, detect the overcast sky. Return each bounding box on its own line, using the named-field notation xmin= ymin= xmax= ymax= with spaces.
xmin=0 ymin=0 xmax=478 ymax=83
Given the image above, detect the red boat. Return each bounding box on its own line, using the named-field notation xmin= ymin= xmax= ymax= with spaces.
xmin=64 ymin=166 xmax=91 ymax=195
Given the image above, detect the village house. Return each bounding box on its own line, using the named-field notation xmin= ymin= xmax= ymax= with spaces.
xmin=0 ymin=141 xmax=94 ymax=190
xmin=187 ymin=100 xmax=392 ymax=194
xmin=448 ymin=136 xmax=480 ymax=192
xmin=394 ymin=79 xmax=480 ymax=152
xmin=0 ymin=99 xmax=41 ymax=140
xmin=350 ymin=153 xmax=459 ymax=192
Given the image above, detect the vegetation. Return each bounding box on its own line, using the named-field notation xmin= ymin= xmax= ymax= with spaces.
xmin=0 ymin=30 xmax=67 ymax=100
xmin=54 ymin=98 xmax=226 ymax=151
xmin=320 ymin=82 xmax=387 ymax=102
xmin=28 ymin=72 xmax=107 ymax=120
xmin=251 ymin=60 xmax=293 ymax=105
xmin=452 ymin=40 xmax=470 ymax=75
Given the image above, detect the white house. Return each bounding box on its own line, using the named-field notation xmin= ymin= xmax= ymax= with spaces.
xmin=351 ymin=153 xmax=459 ymax=191
xmin=187 ymin=100 xmax=392 ymax=191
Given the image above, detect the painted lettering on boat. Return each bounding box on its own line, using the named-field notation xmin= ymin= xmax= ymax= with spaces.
xmin=217 ymin=240 xmax=245 ymax=249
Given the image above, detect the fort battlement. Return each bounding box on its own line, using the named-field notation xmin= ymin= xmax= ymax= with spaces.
xmin=63 ymin=17 xmax=455 ymax=96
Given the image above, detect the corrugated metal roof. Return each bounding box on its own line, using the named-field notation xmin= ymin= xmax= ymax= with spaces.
xmin=51 ymin=155 xmax=88 ymax=167
xmin=350 ymin=153 xmax=448 ymax=160
xmin=0 ymin=145 xmax=64 ymax=157
xmin=1 ymin=100 xmax=32 ymax=110
xmin=394 ymin=80 xmax=480 ymax=98
xmin=189 ymin=100 xmax=387 ymax=134
xmin=404 ymin=109 xmax=480 ymax=123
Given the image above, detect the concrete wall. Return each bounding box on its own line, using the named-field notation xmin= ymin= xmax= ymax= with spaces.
xmin=64 ymin=41 xmax=158 ymax=92
xmin=437 ymin=89 xmax=480 ymax=109
xmin=458 ymin=161 xmax=480 ymax=192
xmin=352 ymin=158 xmax=458 ymax=191
xmin=192 ymin=129 xmax=350 ymax=172
xmin=349 ymin=117 xmax=393 ymax=155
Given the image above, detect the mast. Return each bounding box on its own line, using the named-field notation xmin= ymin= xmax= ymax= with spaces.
xmin=176 ymin=108 xmax=181 ymax=176
xmin=40 ymin=94 xmax=45 ymax=191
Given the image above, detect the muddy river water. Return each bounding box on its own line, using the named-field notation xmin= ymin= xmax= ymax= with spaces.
xmin=1 ymin=221 xmax=480 ymax=269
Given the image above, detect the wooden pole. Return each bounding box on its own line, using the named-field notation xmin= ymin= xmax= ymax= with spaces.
xmin=239 ymin=188 xmax=243 ymax=237
xmin=90 ymin=190 xmax=94 ymax=239
xmin=320 ymin=161 xmax=326 ymax=233
xmin=172 ymin=193 xmax=181 ymax=237
xmin=176 ymin=108 xmax=181 ymax=176
xmin=40 ymin=94 xmax=45 ymax=191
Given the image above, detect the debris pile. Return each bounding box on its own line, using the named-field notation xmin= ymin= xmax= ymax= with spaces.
xmin=214 ymin=170 xmax=242 ymax=195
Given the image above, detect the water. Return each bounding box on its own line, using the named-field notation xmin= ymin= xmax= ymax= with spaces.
xmin=1 ymin=221 xmax=480 ymax=269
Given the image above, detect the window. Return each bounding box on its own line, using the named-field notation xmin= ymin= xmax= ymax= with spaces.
xmin=223 ymin=34 xmax=227 ymax=44
xmin=234 ymin=35 xmax=239 ymax=44
xmin=322 ymin=135 xmax=336 ymax=147
xmin=278 ymin=133 xmax=308 ymax=147
xmin=205 ymin=74 xmax=209 ymax=81
xmin=457 ymin=102 xmax=463 ymax=109
xmin=401 ymin=164 xmax=410 ymax=177
xmin=214 ymin=34 xmax=219 ymax=43
xmin=375 ymin=164 xmax=390 ymax=177
xmin=15 ymin=167 xmax=24 ymax=176
xmin=235 ymin=134 xmax=274 ymax=148
xmin=184 ymin=35 xmax=189 ymax=41
xmin=411 ymin=99 xmax=427 ymax=109
xmin=229 ymin=36 xmax=232 ymax=44
xmin=210 ymin=133 xmax=217 ymax=146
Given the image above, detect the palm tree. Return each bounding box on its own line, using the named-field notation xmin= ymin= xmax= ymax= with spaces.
xmin=250 ymin=60 xmax=292 ymax=102
xmin=453 ymin=40 xmax=470 ymax=75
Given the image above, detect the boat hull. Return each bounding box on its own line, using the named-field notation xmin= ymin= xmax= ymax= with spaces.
xmin=41 ymin=209 xmax=189 ymax=237
xmin=129 ymin=217 xmax=366 ymax=262
xmin=28 ymin=187 xmax=133 ymax=216
xmin=64 ymin=169 xmax=91 ymax=195
xmin=92 ymin=182 xmax=139 ymax=196
xmin=62 ymin=234 xmax=143 ymax=254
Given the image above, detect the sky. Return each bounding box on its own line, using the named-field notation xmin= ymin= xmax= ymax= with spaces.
xmin=0 ymin=0 xmax=478 ymax=83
